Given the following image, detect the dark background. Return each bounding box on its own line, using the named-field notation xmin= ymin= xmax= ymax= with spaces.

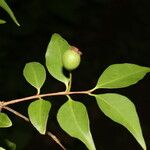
xmin=0 ymin=0 xmax=150 ymax=150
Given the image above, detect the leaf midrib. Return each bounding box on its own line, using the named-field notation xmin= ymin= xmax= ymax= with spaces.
xmin=31 ymin=64 xmax=39 ymax=89
xmin=69 ymin=100 xmax=91 ymax=146
xmin=98 ymin=69 xmax=149 ymax=88
xmin=98 ymin=95 xmax=141 ymax=140
xmin=51 ymin=39 xmax=68 ymax=84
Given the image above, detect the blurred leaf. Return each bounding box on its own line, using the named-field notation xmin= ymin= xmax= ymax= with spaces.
xmin=0 ymin=19 xmax=6 ymax=24
xmin=57 ymin=97 xmax=96 ymax=150
xmin=0 ymin=0 xmax=20 ymax=26
xmin=0 ymin=113 xmax=12 ymax=128
xmin=95 ymin=93 xmax=146 ymax=150
xmin=45 ymin=33 xmax=70 ymax=87
xmin=23 ymin=62 xmax=46 ymax=93
xmin=28 ymin=99 xmax=51 ymax=134
xmin=0 ymin=147 xmax=5 ymax=150
xmin=95 ymin=63 xmax=150 ymax=89
xmin=5 ymin=139 xmax=16 ymax=150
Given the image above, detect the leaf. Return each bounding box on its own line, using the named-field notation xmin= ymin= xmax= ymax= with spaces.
xmin=95 ymin=93 xmax=146 ymax=150
xmin=0 ymin=147 xmax=6 ymax=150
xmin=5 ymin=139 xmax=16 ymax=150
xmin=95 ymin=63 xmax=150 ymax=89
xmin=57 ymin=97 xmax=96 ymax=150
xmin=23 ymin=62 xmax=46 ymax=93
xmin=28 ymin=99 xmax=51 ymax=134
xmin=0 ymin=0 xmax=20 ymax=26
xmin=45 ymin=33 xmax=70 ymax=87
xmin=0 ymin=19 xmax=6 ymax=24
xmin=0 ymin=113 xmax=12 ymax=128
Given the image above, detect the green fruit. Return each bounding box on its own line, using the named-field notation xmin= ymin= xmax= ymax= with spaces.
xmin=62 ymin=48 xmax=81 ymax=71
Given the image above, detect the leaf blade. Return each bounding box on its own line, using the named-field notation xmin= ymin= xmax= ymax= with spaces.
xmin=0 ymin=0 xmax=20 ymax=26
xmin=23 ymin=62 xmax=46 ymax=92
xmin=0 ymin=147 xmax=6 ymax=150
xmin=5 ymin=139 xmax=16 ymax=150
xmin=28 ymin=99 xmax=51 ymax=134
xmin=57 ymin=97 xmax=96 ymax=150
xmin=0 ymin=113 xmax=12 ymax=128
xmin=95 ymin=93 xmax=146 ymax=150
xmin=0 ymin=19 xmax=6 ymax=24
xmin=95 ymin=63 xmax=150 ymax=89
xmin=45 ymin=33 xmax=70 ymax=86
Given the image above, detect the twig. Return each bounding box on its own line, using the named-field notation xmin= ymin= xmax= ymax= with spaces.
xmin=47 ymin=131 xmax=67 ymax=150
xmin=3 ymin=90 xmax=91 ymax=106
xmin=4 ymin=106 xmax=29 ymax=122
xmin=1 ymin=89 xmax=93 ymax=149
xmin=3 ymin=106 xmax=67 ymax=150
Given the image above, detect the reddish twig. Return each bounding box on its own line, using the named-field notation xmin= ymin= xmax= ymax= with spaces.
xmin=3 ymin=106 xmax=67 ymax=150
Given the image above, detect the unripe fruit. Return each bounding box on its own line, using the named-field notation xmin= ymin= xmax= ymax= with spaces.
xmin=62 ymin=46 xmax=81 ymax=71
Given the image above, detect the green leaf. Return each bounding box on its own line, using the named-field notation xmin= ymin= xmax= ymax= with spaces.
xmin=95 ymin=63 xmax=150 ymax=89
xmin=57 ymin=97 xmax=96 ymax=150
xmin=0 ymin=19 xmax=6 ymax=24
xmin=45 ymin=33 xmax=70 ymax=87
xmin=0 ymin=0 xmax=20 ymax=26
xmin=23 ymin=62 xmax=46 ymax=93
xmin=0 ymin=147 xmax=6 ymax=150
xmin=28 ymin=99 xmax=51 ymax=134
xmin=95 ymin=93 xmax=146 ymax=150
xmin=0 ymin=113 xmax=12 ymax=128
xmin=5 ymin=139 xmax=16 ymax=150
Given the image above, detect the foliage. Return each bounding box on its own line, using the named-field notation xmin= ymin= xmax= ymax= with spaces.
xmin=23 ymin=62 xmax=46 ymax=94
xmin=57 ymin=96 xmax=95 ymax=150
xmin=28 ymin=99 xmax=51 ymax=134
xmin=0 ymin=0 xmax=19 ymax=25
xmin=0 ymin=33 xmax=149 ymax=150
xmin=45 ymin=33 xmax=70 ymax=87
xmin=0 ymin=2 xmax=150 ymax=150
xmin=0 ymin=113 xmax=12 ymax=128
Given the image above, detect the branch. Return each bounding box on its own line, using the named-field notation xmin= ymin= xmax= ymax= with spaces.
xmin=4 ymin=106 xmax=67 ymax=150
xmin=1 ymin=89 xmax=93 ymax=149
xmin=3 ymin=90 xmax=91 ymax=106
xmin=47 ymin=131 xmax=67 ymax=150
xmin=4 ymin=106 xmax=29 ymax=122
